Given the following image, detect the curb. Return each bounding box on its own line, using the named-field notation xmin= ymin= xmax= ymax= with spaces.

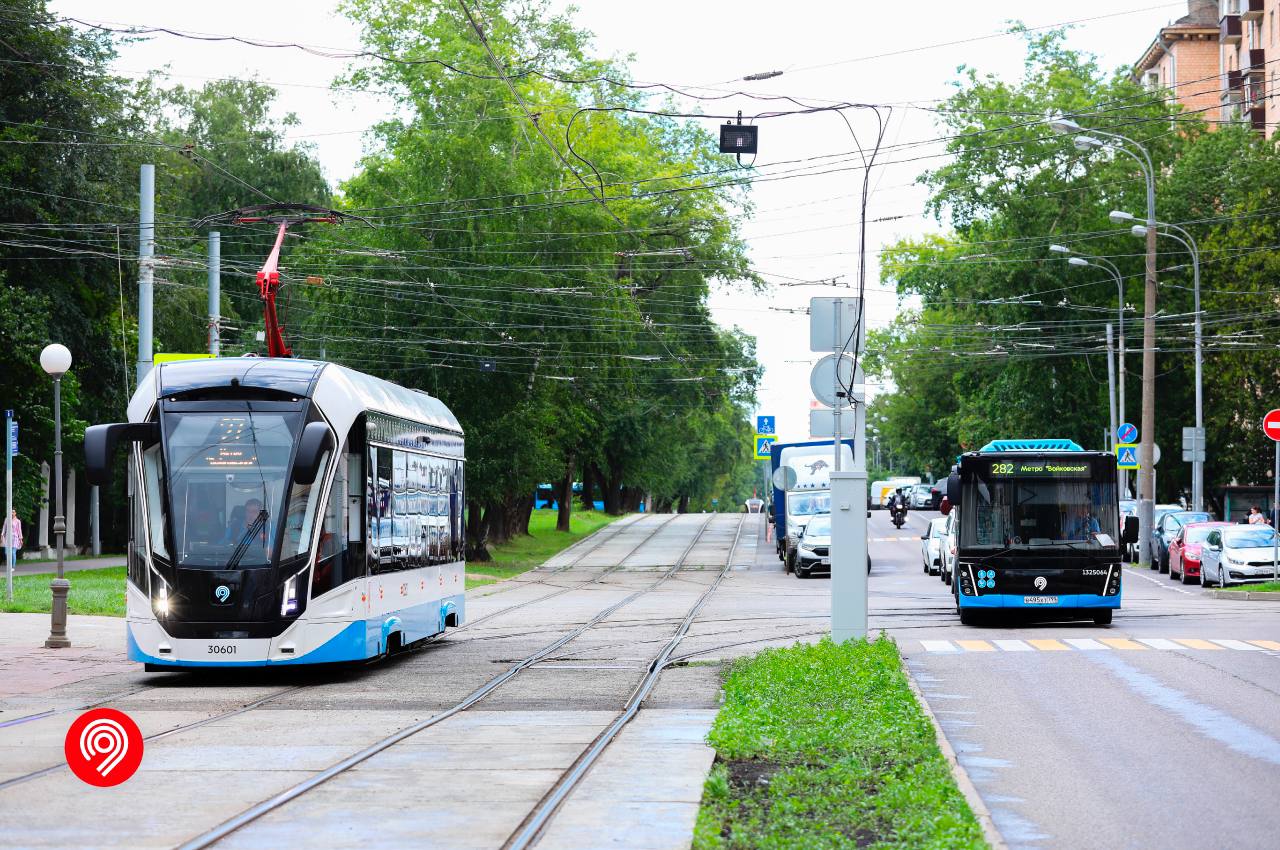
xmin=1209 ymin=590 xmax=1280 ymax=601
xmin=899 ymin=647 xmax=1008 ymax=850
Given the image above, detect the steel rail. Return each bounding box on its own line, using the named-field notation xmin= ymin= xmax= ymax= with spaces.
xmin=502 ymin=513 xmax=746 ymax=850
xmin=177 ymin=513 xmax=717 ymax=850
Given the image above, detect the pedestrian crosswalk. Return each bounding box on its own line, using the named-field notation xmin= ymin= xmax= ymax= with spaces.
xmin=918 ymin=637 xmax=1280 ymax=653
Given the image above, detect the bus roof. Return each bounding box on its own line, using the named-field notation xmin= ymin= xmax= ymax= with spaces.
xmin=977 ymin=438 xmax=1083 ymax=453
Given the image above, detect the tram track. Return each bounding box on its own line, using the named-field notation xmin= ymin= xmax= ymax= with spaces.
xmin=0 ymin=513 xmax=684 ymax=793
xmin=175 ymin=512 xmax=728 ymax=850
xmin=502 ymin=512 xmax=747 ymax=849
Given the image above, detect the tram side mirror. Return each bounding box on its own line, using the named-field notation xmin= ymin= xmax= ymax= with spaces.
xmin=84 ymin=422 xmax=159 ymax=487
xmin=940 ymin=496 xmax=952 ymax=516
xmin=292 ymin=422 xmax=334 ymax=485
xmin=1122 ymin=516 xmax=1139 ymax=545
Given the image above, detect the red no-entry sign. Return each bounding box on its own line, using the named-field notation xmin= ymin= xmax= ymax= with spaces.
xmin=1265 ymin=409 xmax=1280 ymax=442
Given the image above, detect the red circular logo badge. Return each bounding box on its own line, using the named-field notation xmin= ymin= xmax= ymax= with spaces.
xmin=64 ymin=708 xmax=144 ymax=787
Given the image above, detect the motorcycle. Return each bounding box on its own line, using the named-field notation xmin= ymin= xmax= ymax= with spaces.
xmin=891 ymin=499 xmax=908 ymax=529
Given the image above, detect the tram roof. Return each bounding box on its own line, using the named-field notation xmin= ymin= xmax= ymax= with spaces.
xmin=148 ymin=357 xmax=462 ymax=434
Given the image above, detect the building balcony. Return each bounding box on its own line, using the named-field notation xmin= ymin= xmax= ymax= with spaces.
xmin=1243 ymin=0 xmax=1265 ymax=23
xmin=1245 ymin=48 xmax=1266 ymax=72
xmin=1250 ymin=105 xmax=1266 ymax=132
xmin=1221 ymin=14 xmax=1242 ymax=44
xmin=1228 ymin=69 xmax=1244 ymax=90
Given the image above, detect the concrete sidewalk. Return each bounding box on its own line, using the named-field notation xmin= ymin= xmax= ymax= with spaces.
xmin=0 ymin=612 xmax=131 ymax=702
xmin=8 ymin=555 xmax=126 ymax=577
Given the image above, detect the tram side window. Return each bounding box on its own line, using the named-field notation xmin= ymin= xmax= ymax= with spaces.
xmin=311 ymin=442 xmax=361 ymax=598
xmin=453 ymin=460 xmax=465 ymax=561
xmin=371 ymin=447 xmax=394 ymax=574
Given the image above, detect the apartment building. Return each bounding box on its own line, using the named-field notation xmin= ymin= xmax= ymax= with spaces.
xmin=1133 ymin=0 xmax=1280 ymax=136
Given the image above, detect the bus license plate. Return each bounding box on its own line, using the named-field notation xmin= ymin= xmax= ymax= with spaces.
xmin=1023 ymin=596 xmax=1058 ymax=605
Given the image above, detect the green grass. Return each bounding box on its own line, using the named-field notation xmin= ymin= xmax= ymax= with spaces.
xmin=1220 ymin=581 xmax=1280 ymax=592
xmin=0 ymin=511 xmax=620 ymax=614
xmin=15 ymin=553 xmax=126 ymax=565
xmin=693 ymin=636 xmax=986 ymax=850
xmin=0 ymin=566 xmax=126 ymax=616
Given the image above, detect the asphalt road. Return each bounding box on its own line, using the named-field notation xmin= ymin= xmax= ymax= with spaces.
xmin=872 ymin=508 xmax=1280 ymax=850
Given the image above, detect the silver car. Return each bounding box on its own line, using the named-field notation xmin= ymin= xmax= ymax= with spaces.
xmin=921 ymin=516 xmax=947 ymax=576
xmin=910 ymin=483 xmax=934 ymax=509
xmin=940 ymin=509 xmax=958 ymax=585
xmin=794 ymin=515 xmax=832 ymax=578
xmin=1200 ymin=525 xmax=1280 ymax=587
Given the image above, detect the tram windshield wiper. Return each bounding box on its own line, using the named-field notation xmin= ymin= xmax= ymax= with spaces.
xmin=225 ymin=509 xmax=268 ymax=571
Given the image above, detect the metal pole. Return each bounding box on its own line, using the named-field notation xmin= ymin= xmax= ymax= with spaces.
xmin=45 ymin=377 xmax=70 ymax=648
xmin=137 ymin=164 xmax=155 ymax=385
xmin=5 ymin=409 xmax=12 ymax=602
xmin=832 ymin=298 xmax=842 ymax=473
xmin=90 ymin=485 xmax=100 ymax=557
xmin=1137 ymin=160 xmax=1157 ymax=569
xmin=1106 ymin=323 xmax=1117 ymax=456
xmin=1190 ymin=235 xmax=1203 ymax=513
xmin=1115 ymin=265 xmax=1128 ymax=498
xmin=208 ymin=230 xmax=221 ymax=356
xmin=1273 ymin=440 xmax=1278 ymax=583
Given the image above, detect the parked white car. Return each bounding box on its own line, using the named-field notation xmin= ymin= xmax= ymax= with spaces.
xmin=1200 ymin=525 xmax=1280 ymax=587
xmin=921 ymin=516 xmax=947 ymax=576
xmin=941 ymin=509 xmax=959 ymax=585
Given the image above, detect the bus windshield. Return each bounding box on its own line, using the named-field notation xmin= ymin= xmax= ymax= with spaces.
xmin=787 ymin=491 xmax=830 ymax=517
xmin=159 ymin=411 xmax=306 ymax=568
xmin=964 ymin=476 xmax=1117 ymax=548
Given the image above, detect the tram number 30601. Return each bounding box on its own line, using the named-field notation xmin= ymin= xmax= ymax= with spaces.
xmin=206 ymin=645 xmax=237 ymax=655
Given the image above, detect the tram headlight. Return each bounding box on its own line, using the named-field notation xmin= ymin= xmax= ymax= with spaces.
xmin=153 ymin=578 xmax=171 ymax=618
xmin=281 ymin=572 xmax=300 ymax=617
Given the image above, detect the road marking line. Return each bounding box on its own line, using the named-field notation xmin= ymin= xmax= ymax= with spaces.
xmin=920 ymin=640 xmax=958 ymax=653
xmin=955 ymin=639 xmax=996 ymax=652
xmin=1249 ymin=640 xmax=1280 ymax=650
xmin=1027 ymin=639 xmax=1071 ymax=651
xmin=1137 ymin=638 xmax=1181 ymax=650
xmin=1064 ymin=638 xmax=1110 ymax=651
xmin=1173 ymin=638 xmax=1222 ymax=650
xmin=1099 ymin=638 xmax=1147 ymax=650
xmin=993 ymin=639 xmax=1034 ymax=652
xmin=1210 ymin=639 xmax=1263 ymax=651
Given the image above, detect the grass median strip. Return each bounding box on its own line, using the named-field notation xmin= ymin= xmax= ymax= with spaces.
xmin=1219 ymin=581 xmax=1280 ymax=592
xmin=694 ymin=635 xmax=986 ymax=850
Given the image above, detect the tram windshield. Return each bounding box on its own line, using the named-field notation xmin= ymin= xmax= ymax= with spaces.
xmin=155 ymin=411 xmax=306 ymax=568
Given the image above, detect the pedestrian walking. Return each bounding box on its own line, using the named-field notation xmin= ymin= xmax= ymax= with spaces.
xmin=2 ymin=509 xmax=22 ymax=562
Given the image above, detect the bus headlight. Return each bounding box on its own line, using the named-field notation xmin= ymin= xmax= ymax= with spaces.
xmin=281 ymin=573 xmax=299 ymax=617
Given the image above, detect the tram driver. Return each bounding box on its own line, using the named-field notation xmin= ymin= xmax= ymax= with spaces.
xmin=223 ymin=498 xmax=270 ymax=548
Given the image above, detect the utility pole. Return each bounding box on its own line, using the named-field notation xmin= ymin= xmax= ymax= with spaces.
xmin=208 ymin=230 xmax=221 ymax=356
xmin=136 ymin=164 xmax=155 ymax=384
xmin=1106 ymin=324 xmax=1117 ymax=455
xmin=1138 ymin=189 xmax=1158 ymax=568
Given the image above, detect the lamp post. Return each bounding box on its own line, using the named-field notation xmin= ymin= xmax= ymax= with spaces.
xmin=40 ymin=343 xmax=72 ymax=649
xmin=1050 ymin=244 xmax=1128 ymax=493
xmin=1112 ymin=211 xmax=1204 ymax=512
xmin=1050 ymin=116 xmax=1158 ymax=568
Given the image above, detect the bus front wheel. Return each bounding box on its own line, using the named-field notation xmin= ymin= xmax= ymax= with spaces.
xmin=958 ymin=607 xmax=979 ymax=626
xmin=1092 ymin=609 xmax=1113 ymax=626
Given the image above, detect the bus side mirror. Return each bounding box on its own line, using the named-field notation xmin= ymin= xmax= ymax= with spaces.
xmin=946 ymin=470 xmax=962 ymax=508
xmin=293 ymin=422 xmax=334 ymax=485
xmin=1122 ymin=516 xmax=1139 ymax=544
xmin=84 ymin=422 xmax=159 ymax=487
xmin=940 ymin=496 xmax=951 ymax=516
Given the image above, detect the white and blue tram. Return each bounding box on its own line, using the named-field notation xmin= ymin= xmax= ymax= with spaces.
xmin=85 ymin=357 xmax=466 ymax=669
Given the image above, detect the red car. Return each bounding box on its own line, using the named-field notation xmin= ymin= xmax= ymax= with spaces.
xmin=1169 ymin=521 xmax=1234 ymax=585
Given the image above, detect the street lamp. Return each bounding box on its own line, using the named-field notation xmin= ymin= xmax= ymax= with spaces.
xmin=1115 ymin=210 xmax=1204 ymax=512
xmin=1051 ymin=116 xmax=1159 ymax=568
xmin=40 ymin=343 xmax=71 ymax=649
xmin=1050 ymin=244 xmax=1128 ymax=486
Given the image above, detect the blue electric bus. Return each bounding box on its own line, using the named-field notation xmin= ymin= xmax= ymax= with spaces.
xmin=946 ymin=439 xmax=1136 ymax=626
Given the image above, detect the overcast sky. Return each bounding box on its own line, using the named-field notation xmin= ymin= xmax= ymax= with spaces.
xmin=52 ymin=0 xmax=1186 ymax=442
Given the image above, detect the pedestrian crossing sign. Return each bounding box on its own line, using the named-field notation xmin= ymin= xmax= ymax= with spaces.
xmin=1116 ymin=443 xmax=1139 ymax=470
xmin=754 ymin=434 xmax=775 ymax=460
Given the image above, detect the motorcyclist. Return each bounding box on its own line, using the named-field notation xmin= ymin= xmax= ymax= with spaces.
xmin=888 ymin=487 xmax=909 ymax=525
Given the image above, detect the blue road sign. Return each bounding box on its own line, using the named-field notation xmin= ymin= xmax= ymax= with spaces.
xmin=1116 ymin=444 xmax=1139 ymax=470
xmin=754 ymin=435 xmax=776 ymax=460
xmin=1117 ymin=422 xmax=1138 ymax=444
xmin=756 ymin=415 xmax=776 ymax=435
xmin=8 ymin=422 xmax=16 ymax=457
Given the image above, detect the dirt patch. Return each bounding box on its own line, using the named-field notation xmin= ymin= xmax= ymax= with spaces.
xmin=724 ymin=758 xmax=784 ymax=790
